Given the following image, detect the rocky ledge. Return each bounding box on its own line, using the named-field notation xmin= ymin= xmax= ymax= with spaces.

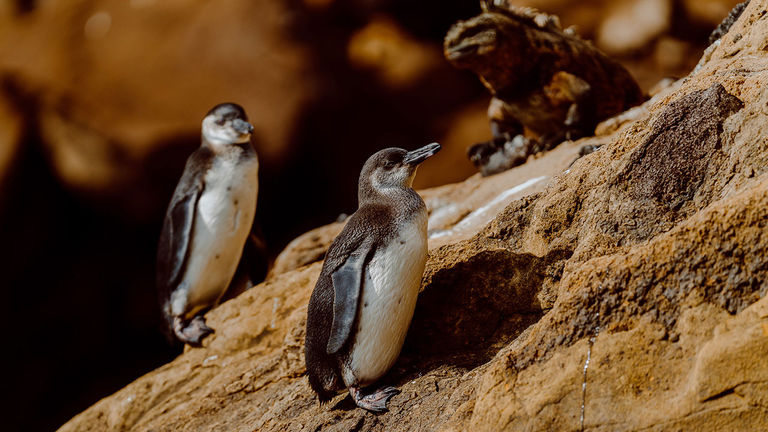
xmin=60 ymin=1 xmax=768 ymax=431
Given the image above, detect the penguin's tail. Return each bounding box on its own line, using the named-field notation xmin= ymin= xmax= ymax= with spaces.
xmin=160 ymin=303 xmax=178 ymax=345
xmin=307 ymin=367 xmax=339 ymax=403
xmin=305 ymin=336 xmax=341 ymax=402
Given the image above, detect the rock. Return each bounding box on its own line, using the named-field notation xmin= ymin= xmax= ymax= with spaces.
xmin=422 ymin=140 xmax=584 ymax=249
xmin=597 ymin=0 xmax=673 ymax=55
xmin=708 ymin=1 xmax=751 ymax=43
xmin=59 ymin=1 xmax=768 ymax=430
xmin=594 ymin=76 xmax=682 ymax=136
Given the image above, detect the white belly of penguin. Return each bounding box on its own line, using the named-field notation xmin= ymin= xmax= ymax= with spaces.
xmin=173 ymin=154 xmax=258 ymax=318
xmin=345 ymin=216 xmax=427 ymax=386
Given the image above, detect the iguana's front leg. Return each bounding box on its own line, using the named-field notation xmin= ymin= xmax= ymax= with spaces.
xmin=544 ymin=71 xmax=595 ymax=145
xmin=488 ymin=96 xmax=524 ymax=140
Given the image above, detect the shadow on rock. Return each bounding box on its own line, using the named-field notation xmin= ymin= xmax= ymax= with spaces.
xmin=400 ymin=244 xmax=572 ymax=370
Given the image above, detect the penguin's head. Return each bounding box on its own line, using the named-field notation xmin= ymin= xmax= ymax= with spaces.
xmin=360 ymin=143 xmax=441 ymax=195
xmin=201 ymin=103 xmax=254 ymax=147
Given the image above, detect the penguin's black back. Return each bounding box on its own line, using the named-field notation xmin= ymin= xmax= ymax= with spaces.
xmin=305 ymin=267 xmax=341 ymax=401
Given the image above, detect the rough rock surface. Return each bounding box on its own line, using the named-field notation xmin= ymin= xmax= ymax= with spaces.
xmin=61 ymin=1 xmax=768 ymax=431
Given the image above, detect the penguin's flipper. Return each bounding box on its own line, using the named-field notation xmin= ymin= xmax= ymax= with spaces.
xmin=157 ymin=148 xmax=211 ymax=298
xmin=167 ymin=189 xmax=200 ymax=283
xmin=327 ymin=245 xmax=372 ymax=354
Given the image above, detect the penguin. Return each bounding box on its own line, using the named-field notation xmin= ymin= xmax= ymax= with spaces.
xmin=305 ymin=142 xmax=441 ymax=412
xmin=157 ymin=102 xmax=259 ymax=345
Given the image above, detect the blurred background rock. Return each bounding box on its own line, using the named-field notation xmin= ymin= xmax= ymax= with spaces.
xmin=0 ymin=0 xmax=742 ymax=430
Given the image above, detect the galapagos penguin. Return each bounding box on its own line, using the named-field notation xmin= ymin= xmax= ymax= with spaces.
xmin=157 ymin=102 xmax=259 ymax=345
xmin=305 ymin=143 xmax=441 ymax=412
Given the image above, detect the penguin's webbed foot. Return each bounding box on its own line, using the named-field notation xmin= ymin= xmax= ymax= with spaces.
xmin=173 ymin=315 xmax=214 ymax=346
xmin=349 ymin=385 xmax=400 ymax=413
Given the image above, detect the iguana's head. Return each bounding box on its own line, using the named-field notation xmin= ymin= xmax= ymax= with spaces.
xmin=444 ymin=13 xmax=526 ymax=89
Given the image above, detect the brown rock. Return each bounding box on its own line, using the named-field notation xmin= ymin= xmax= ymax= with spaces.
xmin=60 ymin=1 xmax=768 ymax=430
xmin=594 ymin=76 xmax=681 ymax=136
xmin=422 ymin=139 xmax=584 ymax=249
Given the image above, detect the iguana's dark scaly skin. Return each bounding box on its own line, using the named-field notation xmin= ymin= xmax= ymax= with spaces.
xmin=445 ymin=2 xmax=645 ymax=175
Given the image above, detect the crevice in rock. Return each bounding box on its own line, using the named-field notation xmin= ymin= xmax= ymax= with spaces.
xmin=702 ymin=387 xmax=737 ymax=403
xmin=580 ymin=310 xmax=600 ymax=432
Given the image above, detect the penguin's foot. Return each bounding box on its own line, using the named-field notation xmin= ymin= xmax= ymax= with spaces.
xmin=173 ymin=315 xmax=214 ymax=346
xmin=349 ymin=385 xmax=400 ymax=413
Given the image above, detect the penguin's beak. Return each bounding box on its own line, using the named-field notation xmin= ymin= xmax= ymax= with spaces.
xmin=403 ymin=142 xmax=441 ymax=166
xmin=232 ymin=118 xmax=254 ymax=135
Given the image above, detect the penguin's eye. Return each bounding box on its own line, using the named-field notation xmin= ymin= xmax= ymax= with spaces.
xmin=215 ymin=119 xmax=226 ymax=126
xmin=383 ymin=161 xmax=396 ymax=170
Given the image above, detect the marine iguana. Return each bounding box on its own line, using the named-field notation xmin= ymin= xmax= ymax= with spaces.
xmin=445 ymin=0 xmax=645 ymax=175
